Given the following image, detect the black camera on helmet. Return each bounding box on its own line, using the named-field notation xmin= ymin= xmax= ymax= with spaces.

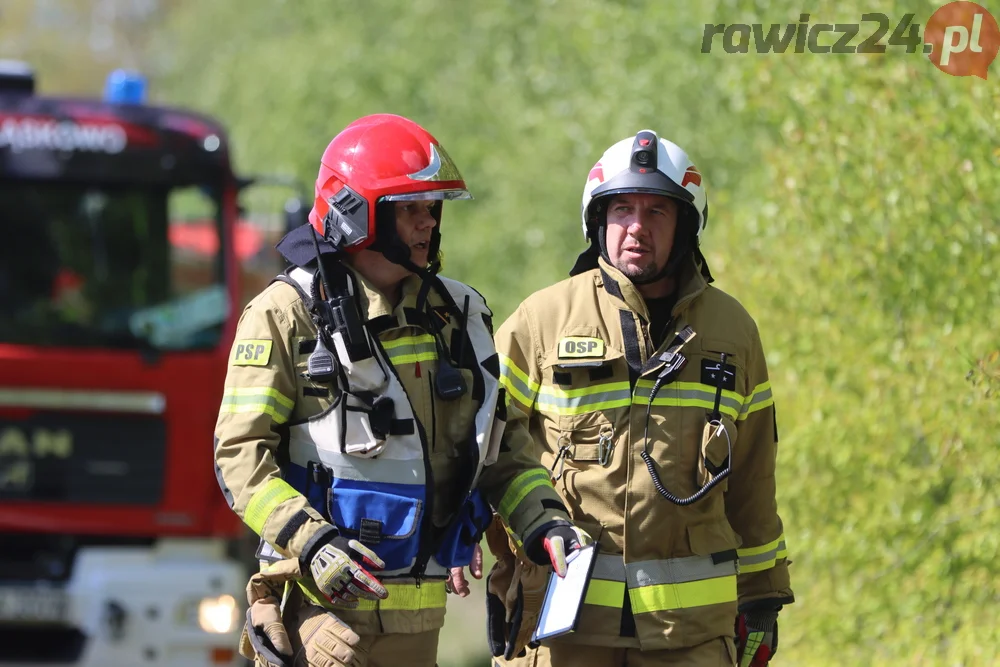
xmin=630 ymin=131 xmax=658 ymax=173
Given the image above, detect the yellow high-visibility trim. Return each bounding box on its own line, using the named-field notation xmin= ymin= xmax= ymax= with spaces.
xmin=385 ymin=351 xmax=438 ymax=365
xmin=244 ymin=478 xmax=302 ymax=535
xmin=737 ymin=535 xmax=783 ymax=558
xmin=584 ymin=579 xmax=626 ymax=608
xmin=221 ymin=386 xmax=295 ymax=424
xmin=738 ymin=534 xmax=787 ymax=573
xmin=223 ymin=386 xmax=294 ymax=408
xmin=297 ymin=580 xmax=447 ymax=612
xmin=534 ymin=396 xmax=632 ymax=415
xmin=380 ymin=334 xmax=436 ymax=350
xmin=497 ymin=468 xmax=552 ymax=520
xmin=499 ymin=374 xmax=534 ymax=409
xmin=539 ymin=380 xmax=632 ymax=399
xmin=740 ymin=381 xmax=774 ymax=420
xmin=629 ymin=575 xmax=737 ymax=614
xmin=497 ymin=353 xmax=541 ymax=394
xmin=354 ymin=581 xmax=447 ymax=611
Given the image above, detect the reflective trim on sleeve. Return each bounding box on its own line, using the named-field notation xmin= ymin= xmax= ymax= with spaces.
xmin=381 ymin=334 xmax=438 ymax=365
xmin=739 ymin=381 xmax=774 ymax=420
xmin=220 ymin=386 xmax=294 ymax=424
xmin=497 ymin=468 xmax=553 ymax=521
xmin=244 ymin=478 xmax=302 ymax=535
xmin=737 ymin=534 xmax=787 ymax=573
xmin=498 ymin=353 xmax=539 ymax=407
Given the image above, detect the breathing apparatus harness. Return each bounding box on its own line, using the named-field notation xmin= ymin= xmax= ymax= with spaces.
xmin=302 ymin=189 xmax=473 ymax=408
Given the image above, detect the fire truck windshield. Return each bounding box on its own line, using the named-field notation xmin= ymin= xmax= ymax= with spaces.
xmin=0 ymin=180 xmax=227 ymax=351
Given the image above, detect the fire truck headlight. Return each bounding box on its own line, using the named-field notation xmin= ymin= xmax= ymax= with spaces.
xmin=194 ymin=595 xmax=239 ymax=634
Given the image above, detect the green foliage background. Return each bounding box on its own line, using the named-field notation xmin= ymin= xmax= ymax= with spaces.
xmin=13 ymin=0 xmax=1000 ymax=664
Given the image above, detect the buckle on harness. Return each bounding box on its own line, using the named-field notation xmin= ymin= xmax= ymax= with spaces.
xmin=598 ymin=426 xmax=615 ymax=466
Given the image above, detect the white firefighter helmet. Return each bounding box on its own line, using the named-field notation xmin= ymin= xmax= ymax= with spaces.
xmin=580 ymin=130 xmax=708 ymax=242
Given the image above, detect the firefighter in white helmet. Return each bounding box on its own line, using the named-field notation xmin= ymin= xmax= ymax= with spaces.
xmin=484 ymin=130 xmax=794 ymax=667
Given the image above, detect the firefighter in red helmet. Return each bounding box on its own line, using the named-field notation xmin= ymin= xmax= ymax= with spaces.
xmin=215 ymin=114 xmax=587 ymax=667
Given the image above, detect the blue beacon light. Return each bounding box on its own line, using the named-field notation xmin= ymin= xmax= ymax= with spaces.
xmin=103 ymin=69 xmax=147 ymax=105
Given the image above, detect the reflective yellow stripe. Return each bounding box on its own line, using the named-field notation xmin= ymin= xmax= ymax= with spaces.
xmin=629 ymin=575 xmax=737 ymax=613
xmin=738 ymin=535 xmax=783 ymax=558
xmin=298 ymin=580 xmax=447 ymax=612
xmin=738 ymin=534 xmax=787 ymax=573
xmin=354 ymin=581 xmax=447 ymax=611
xmin=221 ymin=386 xmax=294 ymax=424
xmin=497 ymin=468 xmax=552 ymax=520
xmin=535 ymin=380 xmax=632 ymax=415
xmin=499 ymin=354 xmax=539 ymax=407
xmin=635 ymin=380 xmax=744 ymax=421
xmin=382 ymin=334 xmax=438 ymax=365
xmin=584 ymin=579 xmax=626 ymax=607
xmin=381 ymin=334 xmax=436 ymax=349
xmin=739 ymin=381 xmax=774 ymax=420
xmin=386 ymin=351 xmax=438 ymax=365
xmin=244 ymin=478 xmax=302 ymax=535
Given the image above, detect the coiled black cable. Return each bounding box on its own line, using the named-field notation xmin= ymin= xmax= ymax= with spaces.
xmin=640 ymin=373 xmax=732 ymax=506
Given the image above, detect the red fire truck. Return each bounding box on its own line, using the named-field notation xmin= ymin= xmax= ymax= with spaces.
xmin=0 ymin=62 xmax=295 ymax=666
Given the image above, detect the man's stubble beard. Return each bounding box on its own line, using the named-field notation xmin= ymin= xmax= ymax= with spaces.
xmin=615 ymin=258 xmax=660 ymax=283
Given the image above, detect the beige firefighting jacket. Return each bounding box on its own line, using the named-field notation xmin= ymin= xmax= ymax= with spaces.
xmin=214 ymin=263 xmax=568 ymax=636
xmin=492 ymin=256 xmax=793 ymax=651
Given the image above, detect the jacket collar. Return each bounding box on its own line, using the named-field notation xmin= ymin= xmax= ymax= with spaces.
xmin=345 ymin=264 xmax=429 ymax=324
xmin=598 ymin=254 xmax=709 ymax=319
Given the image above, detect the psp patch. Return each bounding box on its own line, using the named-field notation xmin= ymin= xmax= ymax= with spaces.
xmin=558 ymin=336 xmax=605 ymax=359
xmin=232 ymin=339 xmax=273 ymax=366
xmin=700 ymin=358 xmax=736 ymax=391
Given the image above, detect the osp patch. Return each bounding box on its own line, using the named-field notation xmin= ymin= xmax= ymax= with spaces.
xmin=558 ymin=336 xmax=605 ymax=359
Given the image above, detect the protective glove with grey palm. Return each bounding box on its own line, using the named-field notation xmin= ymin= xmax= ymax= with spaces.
xmin=307 ymin=536 xmax=388 ymax=607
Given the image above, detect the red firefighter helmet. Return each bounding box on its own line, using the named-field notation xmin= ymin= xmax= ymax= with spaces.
xmin=308 ymin=114 xmax=471 ymax=251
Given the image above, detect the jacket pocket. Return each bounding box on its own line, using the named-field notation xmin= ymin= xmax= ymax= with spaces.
xmin=328 ymin=484 xmax=423 ymax=571
xmin=435 ymin=489 xmax=492 ymax=568
xmin=696 ymin=415 xmax=737 ymax=491
xmin=541 ymin=343 xmax=628 ymax=432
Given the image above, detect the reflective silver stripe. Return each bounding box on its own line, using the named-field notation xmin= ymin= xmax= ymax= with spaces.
xmin=0 ymin=387 xmax=165 ymax=414
xmin=634 ymin=382 xmax=743 ymax=420
xmin=592 ymin=553 xmax=736 ymax=585
xmin=498 ymin=354 xmax=538 ymax=406
xmin=627 ymin=555 xmax=737 ymax=587
xmin=592 ymin=553 xmax=626 ymax=581
xmin=534 ymin=382 xmax=632 ymax=414
xmin=382 ymin=335 xmax=438 ymax=364
xmin=739 ymin=382 xmax=774 ymax=419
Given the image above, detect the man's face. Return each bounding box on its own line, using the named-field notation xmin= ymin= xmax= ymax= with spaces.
xmin=604 ymin=193 xmax=678 ymax=283
xmin=394 ymin=199 xmax=438 ymax=266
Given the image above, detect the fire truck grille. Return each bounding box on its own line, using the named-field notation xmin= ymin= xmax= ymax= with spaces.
xmin=0 ymin=412 xmax=166 ymax=505
xmin=0 ymin=624 xmax=87 ymax=662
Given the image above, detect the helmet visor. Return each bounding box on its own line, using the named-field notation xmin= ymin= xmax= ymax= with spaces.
xmin=381 ymin=188 xmax=473 ymax=202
